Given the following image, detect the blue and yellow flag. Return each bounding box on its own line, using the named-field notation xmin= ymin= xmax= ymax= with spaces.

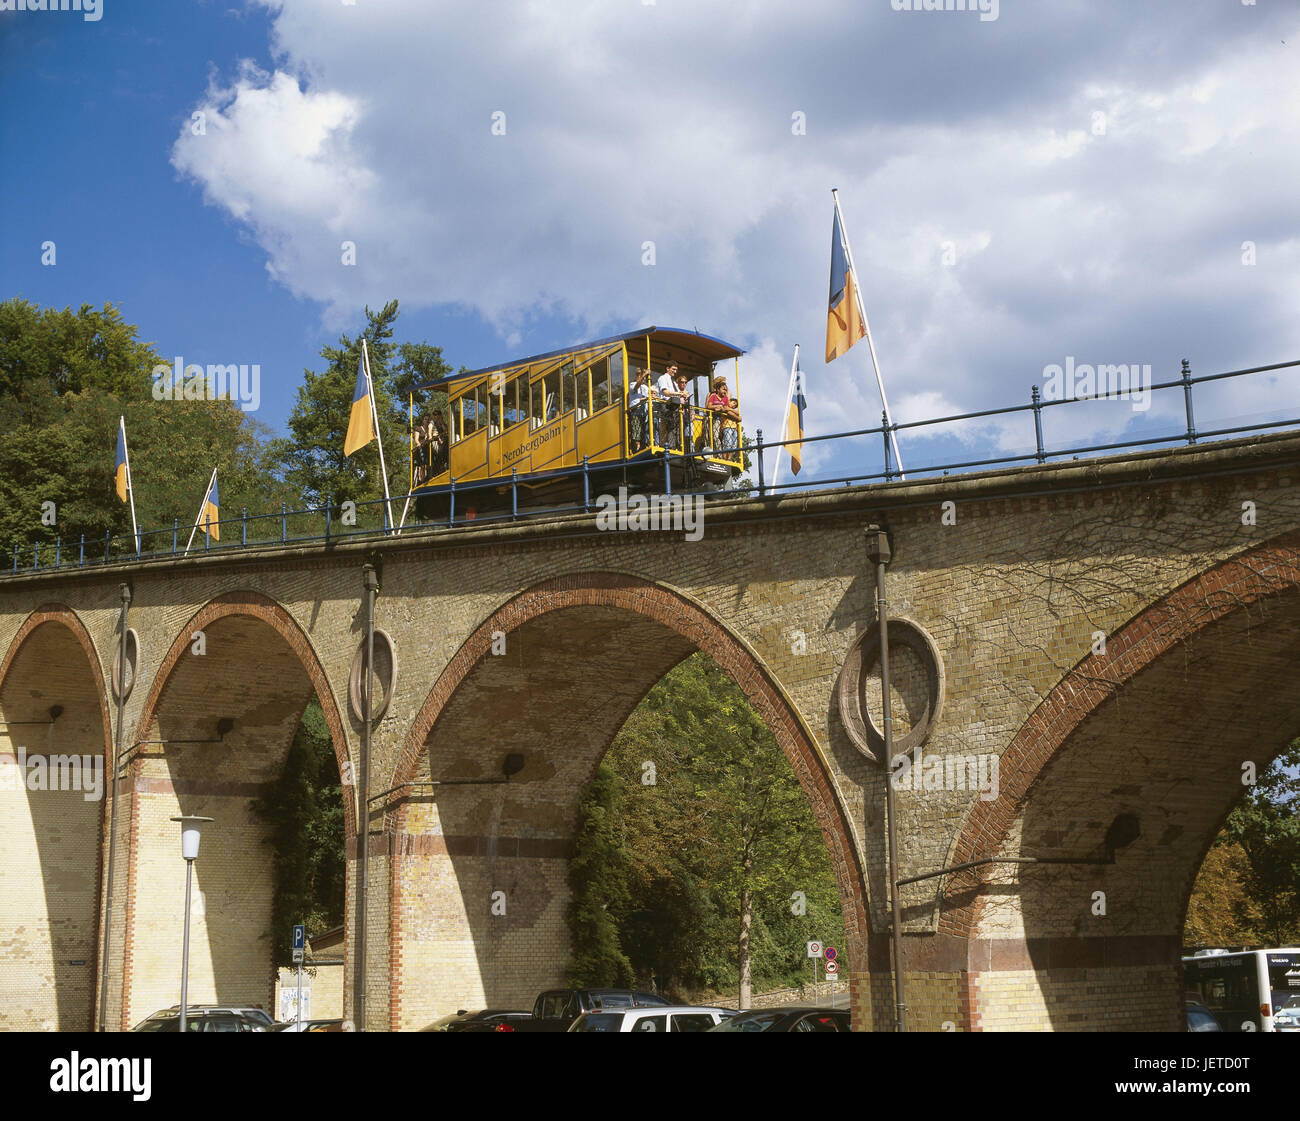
xmin=344 ymin=364 xmax=375 ymax=456
xmin=826 ymin=206 xmax=867 ymax=363
xmin=114 ymin=420 xmax=129 ymax=502
xmin=787 ymin=358 xmax=806 ymax=475
xmin=199 ymin=473 xmax=220 ymax=541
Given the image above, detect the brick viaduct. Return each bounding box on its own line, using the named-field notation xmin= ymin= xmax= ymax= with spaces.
xmin=2 ymin=431 xmax=1299 ymax=1032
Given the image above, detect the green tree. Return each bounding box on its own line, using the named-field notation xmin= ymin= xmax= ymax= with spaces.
xmin=252 ymin=700 xmax=346 ymax=966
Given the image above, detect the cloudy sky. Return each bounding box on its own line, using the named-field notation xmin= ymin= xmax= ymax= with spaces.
xmin=3 ymin=0 xmax=1298 ymax=486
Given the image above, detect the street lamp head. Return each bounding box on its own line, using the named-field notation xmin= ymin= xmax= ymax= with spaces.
xmin=170 ymin=815 xmax=214 ymax=861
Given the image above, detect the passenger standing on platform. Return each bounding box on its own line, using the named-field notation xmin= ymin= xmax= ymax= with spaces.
xmin=656 ymin=363 xmax=688 ymax=449
xmin=706 ymin=376 xmax=741 ymax=452
xmin=628 ymin=367 xmax=652 ymax=452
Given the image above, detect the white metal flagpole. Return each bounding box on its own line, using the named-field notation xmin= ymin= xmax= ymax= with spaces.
xmin=120 ymin=416 xmax=141 ymax=556
xmin=772 ymin=343 xmax=801 ymax=491
xmin=832 ymin=189 xmax=905 ymax=479
xmin=183 ymin=467 xmax=218 ymax=556
xmin=361 ymin=339 xmax=395 ymax=533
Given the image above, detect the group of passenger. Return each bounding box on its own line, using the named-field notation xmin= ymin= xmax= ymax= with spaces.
xmin=411 ymin=411 xmax=448 ymax=485
xmin=627 ymin=362 xmax=740 ymax=455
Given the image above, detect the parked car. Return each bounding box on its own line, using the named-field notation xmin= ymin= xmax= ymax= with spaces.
xmin=1185 ymin=1000 xmax=1222 ymax=1032
xmin=132 ymin=1005 xmax=272 ymax=1032
xmin=569 ymin=1006 xmax=735 ymax=1032
xmin=1271 ymin=995 xmax=1300 ymax=1032
xmin=420 ymin=1009 xmax=533 ymax=1033
xmin=497 ymin=989 xmax=671 ymax=1032
xmin=271 ymin=1018 xmax=347 ymax=1033
xmin=705 ymin=1006 xmax=852 ymax=1032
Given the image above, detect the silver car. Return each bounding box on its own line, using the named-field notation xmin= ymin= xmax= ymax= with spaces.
xmin=568 ymin=1006 xmax=735 ymax=1032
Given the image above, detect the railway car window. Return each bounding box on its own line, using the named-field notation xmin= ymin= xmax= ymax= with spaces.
xmin=532 ymin=372 xmax=560 ymax=427
xmin=502 ymin=375 xmax=525 ymax=429
xmin=589 ymin=358 xmax=610 ymax=411
xmin=576 ymin=364 xmax=592 ymax=419
xmin=456 ymin=395 xmax=475 ymax=440
xmin=610 ymin=351 xmax=624 ymax=402
xmin=559 ymin=362 xmax=576 ymax=417
xmin=476 ymin=383 xmax=491 ymax=435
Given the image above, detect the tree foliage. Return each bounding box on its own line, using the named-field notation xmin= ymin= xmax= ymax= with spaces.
xmin=566 ymin=653 xmax=845 ymax=1001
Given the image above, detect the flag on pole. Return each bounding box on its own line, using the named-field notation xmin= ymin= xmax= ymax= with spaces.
xmin=786 ymin=351 xmax=806 ymax=475
xmin=114 ymin=422 xmax=129 ymax=502
xmin=344 ymin=363 xmax=376 ymax=456
xmin=199 ymin=472 xmax=220 ymax=541
xmin=825 ymin=205 xmax=867 ymax=363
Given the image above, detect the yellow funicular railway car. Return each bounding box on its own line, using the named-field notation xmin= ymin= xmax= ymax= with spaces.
xmin=407 ymin=326 xmax=745 ymax=516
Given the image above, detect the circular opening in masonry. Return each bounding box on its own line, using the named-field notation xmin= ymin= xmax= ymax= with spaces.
xmin=111 ymin=627 xmax=139 ymax=703
xmin=836 ymin=618 xmax=944 ymax=762
xmin=349 ymin=629 xmax=397 ymax=723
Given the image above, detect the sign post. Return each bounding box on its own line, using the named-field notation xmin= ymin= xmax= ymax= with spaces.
xmin=807 ymin=941 xmax=823 ymax=1004
xmin=292 ymin=924 xmax=306 ymax=1031
xmin=824 ymin=946 xmax=839 ymax=1002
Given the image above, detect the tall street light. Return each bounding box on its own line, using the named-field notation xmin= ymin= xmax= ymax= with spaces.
xmin=171 ymin=815 xmax=213 ymax=1033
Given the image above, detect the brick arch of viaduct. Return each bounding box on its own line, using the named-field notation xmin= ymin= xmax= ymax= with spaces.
xmin=939 ymin=530 xmax=1300 ymax=940
xmin=128 ymin=589 xmax=357 ymax=841
xmin=0 ymin=603 xmax=114 ymax=759
xmin=388 ymin=570 xmax=871 ymax=942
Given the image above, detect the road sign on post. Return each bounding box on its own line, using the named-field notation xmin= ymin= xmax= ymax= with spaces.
xmin=824 ymin=946 xmax=837 ymax=961
xmin=825 ymin=960 xmax=839 ymax=975
xmin=806 ymin=941 xmax=822 ymax=958
xmin=293 ymin=924 xmax=306 ymax=1032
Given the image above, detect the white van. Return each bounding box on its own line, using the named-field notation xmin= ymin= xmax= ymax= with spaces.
xmin=568 ymin=1006 xmax=734 ymax=1033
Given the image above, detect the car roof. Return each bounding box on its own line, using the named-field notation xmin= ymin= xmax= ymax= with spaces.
xmin=582 ymin=1006 xmax=727 ymax=1016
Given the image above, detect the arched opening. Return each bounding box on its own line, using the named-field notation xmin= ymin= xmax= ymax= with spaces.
xmin=385 ymin=573 xmax=868 ymax=1031
xmin=115 ymin=592 xmax=352 ymax=1030
xmin=939 ymin=532 xmax=1300 ymax=1030
xmin=0 ymin=607 xmax=112 ymax=1031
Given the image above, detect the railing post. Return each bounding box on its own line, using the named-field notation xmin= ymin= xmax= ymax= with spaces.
xmin=11 ymin=544 xmax=16 ymax=575
xmin=55 ymin=538 xmax=60 ymax=570
xmin=756 ymin=428 xmax=766 ymax=496
xmin=511 ymin=469 xmax=518 ymax=521
xmin=582 ymin=456 xmax=590 ymax=511
xmin=882 ymin=412 xmax=893 ymax=483
xmin=325 ymin=494 xmax=332 ymax=541
xmin=33 ymin=541 xmax=38 ymax=571
xmin=1181 ymin=359 xmax=1197 ymax=445
xmin=79 ymin=534 xmax=85 ymax=567
xmin=105 ymin=529 xmax=111 ymax=564
xmin=662 ymin=449 xmax=672 ymax=496
xmin=281 ymin=503 xmax=287 ymax=544
xmin=449 ymin=477 xmax=456 ymax=525
xmin=1031 ymin=385 xmax=1046 ymax=464
xmin=241 ymin=506 xmax=248 ymax=547
xmin=173 ymin=518 xmax=179 ymax=555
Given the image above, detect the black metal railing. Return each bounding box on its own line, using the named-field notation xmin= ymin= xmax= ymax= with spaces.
xmin=6 ymin=357 xmax=1299 ymax=575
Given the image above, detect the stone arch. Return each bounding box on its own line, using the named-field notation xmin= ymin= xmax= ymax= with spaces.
xmin=940 ymin=530 xmax=1300 ymax=939
xmin=114 ymin=590 xmax=353 ymax=1029
xmin=386 ymin=571 xmax=868 ymax=1029
xmin=0 ymin=604 xmax=114 ymax=1031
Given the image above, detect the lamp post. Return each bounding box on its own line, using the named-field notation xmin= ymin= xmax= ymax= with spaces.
xmin=171 ymin=815 xmax=213 ymax=1034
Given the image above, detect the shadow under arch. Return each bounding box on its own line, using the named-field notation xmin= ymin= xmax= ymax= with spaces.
xmin=937 ymin=531 xmax=1300 ymax=1030
xmin=0 ymin=604 xmax=113 ymax=1031
xmin=116 ymin=590 xmax=354 ymax=1030
xmin=386 ymin=571 xmax=869 ymax=1030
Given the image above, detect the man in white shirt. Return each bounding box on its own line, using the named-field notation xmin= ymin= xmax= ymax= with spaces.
xmin=656 ymin=363 xmax=688 ymax=448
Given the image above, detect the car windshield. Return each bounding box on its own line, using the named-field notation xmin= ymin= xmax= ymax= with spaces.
xmin=710 ymin=1011 xmax=782 ymax=1032
xmin=134 ymin=1016 xmax=178 ymax=1033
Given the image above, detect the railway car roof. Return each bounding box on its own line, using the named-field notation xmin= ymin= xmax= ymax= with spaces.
xmin=411 ymin=326 xmax=746 ymax=393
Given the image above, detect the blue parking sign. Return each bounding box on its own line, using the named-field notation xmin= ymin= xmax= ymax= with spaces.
xmin=293 ymin=924 xmax=305 ymax=951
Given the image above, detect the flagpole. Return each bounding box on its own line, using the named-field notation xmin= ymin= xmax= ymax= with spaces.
xmin=184 ymin=467 xmax=217 ymax=556
xmin=361 ymin=339 xmax=395 ymax=533
xmin=832 ymin=189 xmax=905 ymax=479
xmin=120 ymin=416 xmax=140 ymax=556
xmin=772 ymin=344 xmax=800 ymax=491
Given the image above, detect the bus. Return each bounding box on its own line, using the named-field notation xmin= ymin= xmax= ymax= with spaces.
xmin=1182 ymin=948 xmax=1300 ymax=1032
xmin=406 ymin=326 xmax=745 ymax=517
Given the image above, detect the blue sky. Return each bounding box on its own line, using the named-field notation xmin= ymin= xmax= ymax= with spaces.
xmin=3 ymin=0 xmax=1298 ymax=490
